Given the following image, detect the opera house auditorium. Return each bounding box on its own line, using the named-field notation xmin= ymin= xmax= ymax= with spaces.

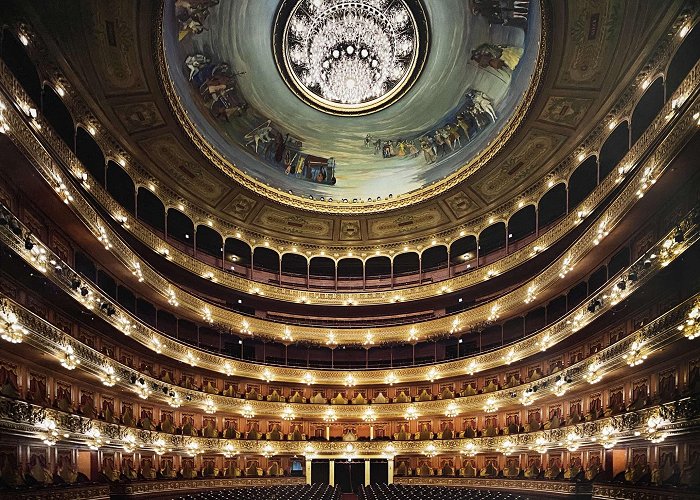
xmin=0 ymin=0 xmax=699 ymax=498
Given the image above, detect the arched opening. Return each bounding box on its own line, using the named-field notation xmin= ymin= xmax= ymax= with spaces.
xmin=480 ymin=324 xmax=503 ymax=351
xmin=524 ymin=307 xmax=546 ymax=335
xmin=97 ymin=269 xmax=117 ymax=299
xmin=75 ymin=126 xmax=105 ymax=186
xmin=337 ymin=258 xmax=363 ymax=279
xmin=166 ymin=208 xmax=194 ymax=247
xmin=309 ymin=256 xmax=335 ymax=279
xmin=568 ymin=156 xmax=598 ymax=210
xmin=252 ymin=247 xmax=280 ymax=273
xmin=599 ymin=122 xmax=630 ymax=181
xmin=421 ymin=246 xmax=448 ymax=271
xmin=178 ymin=319 xmax=197 ymax=345
xmin=503 ymin=317 xmax=524 ymax=343
xmin=567 ymin=281 xmax=588 ymax=310
xmin=199 ymin=325 xmax=220 ymax=352
xmin=449 ymin=235 xmax=477 ymax=265
xmin=106 ymin=161 xmax=135 ymax=214
xmin=116 ymin=285 xmax=135 ymax=313
xmin=157 ymin=310 xmax=178 ymax=337
xmin=538 ymin=183 xmax=567 ymax=228
xmin=136 ymin=187 xmax=165 ymax=232
xmin=224 ymin=237 xmax=251 ymax=268
xmin=588 ymin=265 xmax=608 ymax=294
xmin=41 ymin=85 xmax=74 ymax=146
xmin=667 ymin=24 xmax=700 ymax=97
xmin=365 ymin=256 xmax=391 ymax=278
xmin=136 ymin=298 xmax=157 ymax=328
xmin=281 ymin=253 xmax=308 ymax=276
xmin=546 ymin=295 xmax=567 ymax=323
xmin=393 ymin=252 xmax=419 ymax=275
xmin=507 ymin=205 xmax=536 ymax=242
xmin=1 ymin=29 xmax=41 ymax=104
xmin=74 ymin=251 xmax=96 ymax=281
xmin=478 ymin=222 xmax=506 ymax=256
xmin=608 ymin=246 xmax=630 ymax=276
xmin=195 ymin=224 xmax=223 ymax=257
xmin=631 ymin=77 xmax=664 ymax=144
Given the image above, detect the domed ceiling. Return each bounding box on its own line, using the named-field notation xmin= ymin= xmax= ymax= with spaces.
xmin=163 ymin=0 xmax=542 ymax=208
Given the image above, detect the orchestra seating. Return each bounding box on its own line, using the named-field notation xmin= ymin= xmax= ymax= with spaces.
xmin=176 ymin=483 xmax=341 ymax=500
xmin=358 ymin=484 xmax=526 ymax=500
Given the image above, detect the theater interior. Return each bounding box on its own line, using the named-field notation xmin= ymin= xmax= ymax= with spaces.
xmin=0 ymin=0 xmax=699 ymax=499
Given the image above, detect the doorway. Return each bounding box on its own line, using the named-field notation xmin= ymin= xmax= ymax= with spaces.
xmin=334 ymin=459 xmax=365 ymax=493
xmin=311 ymin=459 xmax=330 ymax=484
xmin=369 ymin=459 xmax=388 ymax=484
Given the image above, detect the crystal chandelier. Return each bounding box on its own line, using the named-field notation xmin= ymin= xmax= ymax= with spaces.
xmin=532 ymin=437 xmax=548 ymax=454
xmin=445 ymin=402 xmax=459 ymax=418
xmin=461 ymin=442 xmax=478 ymax=457
xmin=404 ymin=405 xmax=418 ymax=421
xmin=223 ymin=443 xmax=238 ymax=458
xmin=324 ymin=408 xmax=338 ymax=422
xmin=277 ymin=0 xmax=426 ymax=114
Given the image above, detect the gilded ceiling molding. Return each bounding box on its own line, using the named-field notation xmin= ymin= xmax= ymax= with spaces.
xmin=0 ymin=5 xmax=697 ymax=266
xmin=44 ymin=63 xmax=698 ymax=306
xmin=4 ymin=8 xmax=695 ymax=254
xmin=0 ymin=37 xmax=697 ymax=309
xmin=153 ymin=0 xmax=550 ymax=215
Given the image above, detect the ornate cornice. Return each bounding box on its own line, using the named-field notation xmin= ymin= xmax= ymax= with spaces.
xmin=1 ymin=76 xmax=698 ymax=340
xmin=0 ymin=395 xmax=698 ymax=458
xmin=1 ymin=280 xmax=697 ymax=417
xmin=1 ymin=7 xmax=695 ymax=260
xmin=0 ymin=205 xmax=697 ymax=387
xmin=0 ymin=485 xmax=110 ymax=500
xmin=591 ymin=483 xmax=700 ymax=500
xmin=153 ymin=0 xmax=550 ymax=215
xmin=113 ymin=477 xmax=306 ymax=496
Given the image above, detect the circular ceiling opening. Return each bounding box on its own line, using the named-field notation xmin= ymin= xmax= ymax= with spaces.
xmin=274 ymin=0 xmax=429 ymax=115
xmin=164 ymin=0 xmax=543 ymax=211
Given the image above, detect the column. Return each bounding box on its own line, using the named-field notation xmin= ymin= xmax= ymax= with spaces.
xmin=370 ymin=425 xmax=374 ymax=440
xmin=329 ymin=459 xmax=335 ymax=486
xmin=305 ymin=459 xmax=312 ymax=485
xmin=325 ymin=425 xmax=330 ymax=441
xmin=364 ymin=459 xmax=370 ymax=486
xmin=388 ymin=459 xmax=394 ymax=484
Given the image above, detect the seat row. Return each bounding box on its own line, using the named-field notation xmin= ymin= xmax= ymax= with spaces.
xmin=359 ymin=484 xmax=525 ymax=500
xmin=176 ymin=483 xmax=341 ymax=500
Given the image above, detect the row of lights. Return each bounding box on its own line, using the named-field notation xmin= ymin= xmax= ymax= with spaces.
xmin=25 ymin=109 xmax=673 ymax=350
xmin=1 ymin=208 xmax=682 ymax=402
xmin=17 ymin=14 xmax=691 ymax=273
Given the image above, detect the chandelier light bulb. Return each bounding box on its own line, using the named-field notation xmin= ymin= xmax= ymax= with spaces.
xmin=282 ymin=405 xmax=296 ymax=421
xmin=223 ymin=443 xmax=238 ymax=458
xmin=242 ymin=403 xmax=255 ymax=419
xmin=404 ymin=405 xmax=418 ymax=421
xmin=461 ymin=442 xmax=477 ymax=457
xmin=484 ymin=397 xmax=498 ymax=413
xmin=532 ymin=437 xmax=548 ymax=454
xmin=261 ymin=444 xmax=274 ymax=459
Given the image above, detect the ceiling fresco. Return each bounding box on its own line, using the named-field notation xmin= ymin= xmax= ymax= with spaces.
xmin=164 ymin=0 xmax=542 ymax=203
